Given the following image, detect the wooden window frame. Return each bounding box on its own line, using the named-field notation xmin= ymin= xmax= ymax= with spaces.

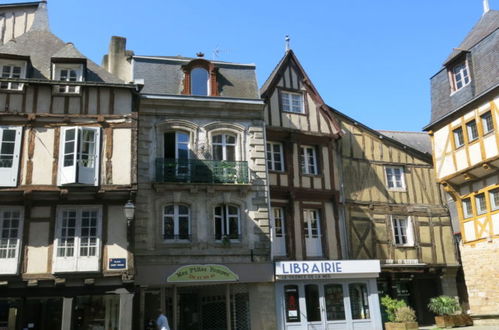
xmin=384 ymin=166 xmax=406 ymax=191
xmin=267 ymin=141 xmax=285 ymax=172
xmin=0 ymin=126 xmax=22 ymax=187
xmin=52 ymin=63 xmax=84 ymax=94
xmin=480 ymin=111 xmax=494 ymax=135
xmin=449 ymin=60 xmax=471 ymax=93
xmin=462 ymin=197 xmax=473 ymax=219
xmin=163 ymin=204 xmax=191 ymax=242
xmin=280 ymin=90 xmax=305 ymax=114
xmin=0 ymin=206 xmax=24 ymax=275
xmin=391 ymin=216 xmax=414 ymax=247
xmin=299 ymin=145 xmax=318 ymax=175
xmin=181 ymin=59 xmax=219 ymax=96
xmin=214 ymin=204 xmax=241 ymax=242
xmin=0 ymin=59 xmax=26 ymax=91
xmin=465 ymin=119 xmax=479 ymax=142
xmin=490 ymin=189 xmax=499 ymax=211
xmin=453 ymin=127 xmax=464 ymax=148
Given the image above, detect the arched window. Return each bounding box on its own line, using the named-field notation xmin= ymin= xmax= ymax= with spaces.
xmin=163 ymin=204 xmax=190 ymax=241
xmin=214 ymin=204 xmax=240 ymax=240
xmin=212 ymin=134 xmax=236 ymax=161
xmin=191 ymin=67 xmax=209 ymax=96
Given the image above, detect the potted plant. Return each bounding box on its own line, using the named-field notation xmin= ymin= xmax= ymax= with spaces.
xmin=380 ymin=296 xmax=418 ymax=330
xmin=427 ymin=295 xmax=470 ymax=328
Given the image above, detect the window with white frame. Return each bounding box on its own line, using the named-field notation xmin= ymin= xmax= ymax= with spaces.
xmin=450 ymin=61 xmax=470 ymax=92
xmin=475 ymin=193 xmax=487 ymax=215
xmin=392 ymin=216 xmax=414 ymax=246
xmin=281 ymin=91 xmax=304 ymax=113
xmin=273 ymin=207 xmax=285 ymax=238
xmin=58 ymin=126 xmax=100 ymax=186
xmin=453 ymin=127 xmax=464 ymax=148
xmin=267 ymin=142 xmax=284 ymax=171
xmin=490 ymin=189 xmax=499 ymax=211
xmin=300 ymin=146 xmax=318 ymax=175
xmin=0 ymin=126 xmax=22 ymax=187
xmin=462 ymin=198 xmax=473 ymax=218
xmin=214 ymin=204 xmax=240 ymax=241
xmin=481 ymin=111 xmax=494 ymax=134
xmin=303 ymin=209 xmax=321 ymax=239
xmin=385 ymin=166 xmax=405 ymax=190
xmin=53 ymin=64 xmax=83 ymax=94
xmin=53 ymin=206 xmax=102 ymax=273
xmin=0 ymin=60 xmax=26 ymax=91
xmin=0 ymin=207 xmax=23 ymax=275
xmin=212 ymin=133 xmax=236 ymax=161
xmin=163 ymin=204 xmax=190 ymax=241
xmin=466 ymin=120 xmax=478 ymax=142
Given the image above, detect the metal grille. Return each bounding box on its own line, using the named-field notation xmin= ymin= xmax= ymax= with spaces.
xmin=231 ymin=285 xmax=250 ymax=330
xmin=201 ymin=292 xmax=227 ymax=330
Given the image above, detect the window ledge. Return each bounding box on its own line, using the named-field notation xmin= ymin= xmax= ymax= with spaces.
xmin=282 ymin=111 xmax=306 ymax=116
xmin=393 ymin=244 xmax=415 ymax=248
xmin=0 ymin=88 xmax=24 ymax=94
xmin=301 ymin=173 xmax=321 ymax=178
xmin=387 ymin=188 xmax=407 ymax=192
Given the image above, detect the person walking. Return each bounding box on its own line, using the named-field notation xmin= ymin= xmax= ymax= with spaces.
xmin=156 ymin=309 xmax=170 ymax=330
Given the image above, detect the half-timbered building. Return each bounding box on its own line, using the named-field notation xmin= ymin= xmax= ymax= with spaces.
xmin=104 ymin=37 xmax=275 ymax=330
xmin=425 ymin=4 xmax=499 ymax=325
xmin=261 ymin=50 xmax=383 ymax=330
xmin=0 ymin=2 xmax=137 ymax=329
xmin=334 ymin=114 xmax=460 ymax=325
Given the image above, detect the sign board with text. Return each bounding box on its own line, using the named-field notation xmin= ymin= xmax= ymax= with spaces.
xmin=167 ymin=264 xmax=239 ymax=283
xmin=275 ymin=260 xmax=380 ymax=279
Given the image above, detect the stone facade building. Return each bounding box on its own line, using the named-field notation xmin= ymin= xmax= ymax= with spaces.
xmin=104 ymin=37 xmax=274 ymax=330
xmin=425 ymin=6 xmax=499 ymax=325
xmin=0 ymin=2 xmax=137 ymax=329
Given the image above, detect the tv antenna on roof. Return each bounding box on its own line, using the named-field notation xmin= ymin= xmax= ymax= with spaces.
xmin=212 ymin=45 xmax=230 ymax=60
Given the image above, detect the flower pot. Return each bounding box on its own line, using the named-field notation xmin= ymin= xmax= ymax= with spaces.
xmin=385 ymin=322 xmax=419 ymax=330
xmin=435 ymin=315 xmax=455 ymax=328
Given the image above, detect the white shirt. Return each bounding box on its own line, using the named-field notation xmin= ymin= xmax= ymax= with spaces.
xmin=156 ymin=314 xmax=170 ymax=330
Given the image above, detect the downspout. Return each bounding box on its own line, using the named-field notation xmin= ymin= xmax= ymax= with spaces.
xmin=262 ymin=120 xmax=274 ymax=261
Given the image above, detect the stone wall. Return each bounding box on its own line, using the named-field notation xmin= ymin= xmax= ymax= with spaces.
xmin=460 ymin=240 xmax=499 ymax=325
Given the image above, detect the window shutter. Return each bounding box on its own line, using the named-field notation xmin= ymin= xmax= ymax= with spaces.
xmin=77 ymin=127 xmax=100 ymax=186
xmin=58 ymin=127 xmax=78 ymax=185
xmin=0 ymin=126 xmax=22 ymax=187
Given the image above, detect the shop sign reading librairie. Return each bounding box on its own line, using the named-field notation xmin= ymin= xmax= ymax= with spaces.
xmin=167 ymin=264 xmax=239 ymax=283
xmin=275 ymin=260 xmax=381 ymax=277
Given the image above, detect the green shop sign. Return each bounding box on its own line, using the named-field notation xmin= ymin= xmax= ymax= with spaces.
xmin=167 ymin=264 xmax=239 ymax=283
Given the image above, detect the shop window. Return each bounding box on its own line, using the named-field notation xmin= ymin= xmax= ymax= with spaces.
xmin=281 ymin=91 xmax=304 ymax=113
xmin=392 ymin=216 xmax=414 ymax=246
xmin=53 ymin=206 xmax=102 ymax=273
xmin=214 ymin=204 xmax=240 ymax=241
xmin=284 ymin=285 xmax=300 ymax=322
xmin=349 ymin=283 xmax=370 ymax=320
xmin=73 ymin=295 xmax=119 ymax=330
xmin=299 ymin=145 xmax=318 ymax=175
xmin=266 ymin=142 xmax=284 ymax=171
xmin=481 ymin=111 xmax=494 ymax=134
xmin=453 ymin=127 xmax=464 ymax=148
xmin=305 ymin=284 xmax=321 ymax=322
xmin=0 ymin=126 xmax=22 ymax=187
xmin=490 ymin=189 xmax=499 ymax=211
xmin=466 ymin=120 xmax=478 ymax=142
xmin=462 ymin=198 xmax=473 ymax=218
xmin=163 ymin=204 xmax=190 ymax=241
xmin=0 ymin=207 xmax=23 ymax=275
xmin=475 ymin=193 xmax=487 ymax=215
xmin=385 ymin=166 xmax=405 ymax=190
xmin=58 ymin=126 xmax=100 ymax=186
xmin=325 ymin=284 xmax=346 ymax=321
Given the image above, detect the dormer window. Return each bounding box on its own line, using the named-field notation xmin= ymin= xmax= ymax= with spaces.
xmin=53 ymin=64 xmax=83 ymax=94
xmin=0 ymin=59 xmax=26 ymax=91
xmin=450 ymin=61 xmax=470 ymax=93
xmin=181 ymin=59 xmax=218 ymax=96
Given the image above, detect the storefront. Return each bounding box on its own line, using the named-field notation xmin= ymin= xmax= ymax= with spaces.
xmin=275 ymin=260 xmax=382 ymax=330
xmin=136 ymin=263 xmax=274 ymax=330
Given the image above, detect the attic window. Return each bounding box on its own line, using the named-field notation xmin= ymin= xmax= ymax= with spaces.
xmin=0 ymin=59 xmax=26 ymax=91
xmin=449 ymin=61 xmax=470 ymax=93
xmin=53 ymin=63 xmax=83 ymax=94
xmin=181 ymin=59 xmax=218 ymax=96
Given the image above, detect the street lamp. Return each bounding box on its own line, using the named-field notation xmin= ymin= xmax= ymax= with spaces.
xmin=123 ymin=200 xmax=135 ymax=226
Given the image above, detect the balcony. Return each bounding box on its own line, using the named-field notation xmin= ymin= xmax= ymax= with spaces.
xmin=155 ymin=158 xmax=249 ymax=184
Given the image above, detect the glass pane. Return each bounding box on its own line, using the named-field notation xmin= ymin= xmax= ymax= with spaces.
xmin=178 ymin=216 xmax=189 ymax=239
xmin=73 ymin=295 xmax=119 ymax=330
xmin=214 ymin=215 xmax=222 ymax=240
xmin=164 ymin=205 xmax=174 ymax=215
xmin=225 ymin=135 xmax=236 ymax=144
xmin=349 ymin=283 xmax=370 ymax=320
xmin=164 ymin=216 xmax=174 ymax=239
xmin=226 ymin=145 xmax=235 ymax=161
xmin=191 ymin=67 xmax=209 ymax=96
xmin=305 ymin=284 xmax=321 ymax=322
xmin=213 ymin=145 xmax=223 ymax=161
xmin=284 ymin=285 xmax=300 ymax=323
xmin=228 ymin=216 xmax=239 ymax=239
xmin=325 ymin=284 xmax=345 ymax=320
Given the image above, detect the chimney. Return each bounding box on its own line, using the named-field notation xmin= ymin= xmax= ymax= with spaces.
xmin=107 ymin=36 xmax=126 ymax=75
xmin=483 ymin=0 xmax=490 ymax=14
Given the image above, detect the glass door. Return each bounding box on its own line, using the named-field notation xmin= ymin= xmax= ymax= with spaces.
xmin=303 ymin=210 xmax=322 ymax=257
xmin=272 ymin=207 xmax=287 ymax=257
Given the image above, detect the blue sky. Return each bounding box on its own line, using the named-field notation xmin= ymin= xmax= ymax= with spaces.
xmin=35 ymin=0 xmax=498 ymax=131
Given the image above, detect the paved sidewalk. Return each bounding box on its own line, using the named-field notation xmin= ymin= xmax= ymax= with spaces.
xmin=419 ymin=326 xmax=498 ymax=330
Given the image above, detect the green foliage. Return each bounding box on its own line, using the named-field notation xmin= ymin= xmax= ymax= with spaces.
xmin=380 ymin=295 xmax=407 ymax=322
xmin=427 ymin=296 xmax=459 ymax=316
xmin=395 ymin=306 xmax=417 ymax=322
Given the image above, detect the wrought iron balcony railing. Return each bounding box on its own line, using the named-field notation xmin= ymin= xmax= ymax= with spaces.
xmin=155 ymin=158 xmax=249 ymax=184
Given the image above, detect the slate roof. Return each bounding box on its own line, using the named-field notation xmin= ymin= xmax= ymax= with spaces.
xmin=377 ymin=130 xmax=432 ymax=155
xmin=0 ymin=2 xmax=124 ymax=84
xmin=133 ymin=55 xmax=259 ymax=99
xmin=445 ymin=10 xmax=499 ymax=64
